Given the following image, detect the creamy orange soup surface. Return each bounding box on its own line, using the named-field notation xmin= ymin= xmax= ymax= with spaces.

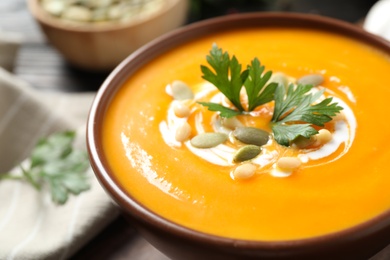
xmin=103 ymin=27 xmax=390 ymax=241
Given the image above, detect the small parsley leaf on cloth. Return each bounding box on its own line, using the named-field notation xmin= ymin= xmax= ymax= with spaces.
xmin=0 ymin=131 xmax=90 ymax=205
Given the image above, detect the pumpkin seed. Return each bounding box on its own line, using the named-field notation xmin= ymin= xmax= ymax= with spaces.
xmin=40 ymin=0 xmax=164 ymax=23
xmin=221 ymin=117 xmax=243 ymax=130
xmin=82 ymin=0 xmax=113 ymax=9
xmin=142 ymin=0 xmax=164 ymax=16
xmin=120 ymin=5 xmax=138 ymax=21
xmin=41 ymin=0 xmax=66 ymax=16
xmin=270 ymin=72 xmax=288 ymax=89
xmin=297 ymin=74 xmax=324 ymax=86
xmin=293 ymin=135 xmax=316 ymax=149
xmin=316 ymin=129 xmax=332 ymax=145
xmin=175 ymin=122 xmax=192 ymax=142
xmin=233 ymin=127 xmax=269 ymax=146
xmin=171 ymin=81 xmax=194 ymax=100
xmin=190 ymin=133 xmax=228 ymax=148
xmin=62 ymin=6 xmax=92 ymax=22
xmin=107 ymin=4 xmax=124 ymax=20
xmin=233 ymin=163 xmax=257 ymax=179
xmin=173 ymin=102 xmax=191 ymax=118
xmin=233 ymin=145 xmax=261 ymax=163
xmin=332 ymin=112 xmax=345 ymax=121
xmin=91 ymin=8 xmax=107 ymax=22
xmin=277 ymin=157 xmax=301 ymax=170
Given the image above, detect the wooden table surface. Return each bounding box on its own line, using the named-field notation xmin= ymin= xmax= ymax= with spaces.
xmin=0 ymin=0 xmax=379 ymax=259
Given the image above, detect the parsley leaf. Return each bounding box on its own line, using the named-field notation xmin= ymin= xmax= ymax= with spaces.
xmin=271 ymin=83 xmax=313 ymax=122
xmin=197 ymin=102 xmax=241 ymax=118
xmin=271 ymin=84 xmax=343 ymax=146
xmin=200 ymin=44 xmax=248 ymax=112
xmin=271 ymin=124 xmax=318 ymax=147
xmin=200 ymin=44 xmax=277 ymax=116
xmin=197 ymin=45 xmax=343 ymax=147
xmin=244 ymin=58 xmax=278 ymax=111
xmin=0 ymin=131 xmax=90 ymax=205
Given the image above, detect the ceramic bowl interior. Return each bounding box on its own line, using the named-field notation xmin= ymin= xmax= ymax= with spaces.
xmin=27 ymin=0 xmax=189 ymax=71
xmin=87 ymin=13 xmax=390 ymax=260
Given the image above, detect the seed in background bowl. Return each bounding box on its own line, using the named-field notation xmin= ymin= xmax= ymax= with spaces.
xmin=40 ymin=0 xmax=165 ymax=24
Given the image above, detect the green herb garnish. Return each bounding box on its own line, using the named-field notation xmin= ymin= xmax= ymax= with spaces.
xmin=196 ymin=102 xmax=242 ymax=118
xmin=198 ymin=44 xmax=343 ymax=146
xmin=198 ymin=44 xmax=277 ymax=117
xmin=244 ymin=58 xmax=277 ymax=111
xmin=0 ymin=131 xmax=90 ymax=205
xmin=271 ymin=84 xmax=344 ymax=146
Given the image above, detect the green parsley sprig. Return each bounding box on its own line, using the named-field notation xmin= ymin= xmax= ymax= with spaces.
xmin=271 ymin=84 xmax=343 ymax=146
xmin=198 ymin=44 xmax=343 ymax=146
xmin=198 ymin=44 xmax=277 ymax=118
xmin=0 ymin=131 xmax=90 ymax=205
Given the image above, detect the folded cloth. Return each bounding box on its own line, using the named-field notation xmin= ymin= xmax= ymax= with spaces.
xmin=0 ymin=68 xmax=118 ymax=260
xmin=0 ymin=31 xmax=22 ymax=72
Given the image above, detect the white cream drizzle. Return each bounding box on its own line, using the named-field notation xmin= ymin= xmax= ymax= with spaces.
xmin=271 ymin=164 xmax=293 ymax=178
xmin=186 ymin=142 xmax=235 ymax=166
xmin=298 ymin=96 xmax=356 ymax=165
xmin=160 ymin=81 xmax=357 ymax=178
xmin=338 ymin=85 xmax=357 ymax=103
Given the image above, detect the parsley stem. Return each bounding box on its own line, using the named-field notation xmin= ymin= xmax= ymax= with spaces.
xmin=0 ymin=174 xmax=24 ymax=181
xmin=0 ymin=173 xmax=41 ymax=190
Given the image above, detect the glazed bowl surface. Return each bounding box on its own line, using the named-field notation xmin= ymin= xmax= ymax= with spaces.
xmin=87 ymin=12 xmax=390 ymax=260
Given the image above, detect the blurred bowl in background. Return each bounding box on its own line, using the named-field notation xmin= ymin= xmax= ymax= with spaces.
xmin=27 ymin=0 xmax=189 ymax=71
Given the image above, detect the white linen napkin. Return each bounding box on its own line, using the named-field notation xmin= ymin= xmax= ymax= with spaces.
xmin=0 ymin=67 xmax=118 ymax=260
xmin=364 ymin=0 xmax=390 ymax=41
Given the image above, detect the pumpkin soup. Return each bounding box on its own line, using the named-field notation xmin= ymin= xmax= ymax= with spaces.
xmin=103 ymin=27 xmax=390 ymax=241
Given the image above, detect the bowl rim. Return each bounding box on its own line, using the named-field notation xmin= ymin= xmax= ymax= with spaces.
xmin=87 ymin=12 xmax=390 ymax=252
xmin=27 ymin=0 xmax=185 ymax=32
